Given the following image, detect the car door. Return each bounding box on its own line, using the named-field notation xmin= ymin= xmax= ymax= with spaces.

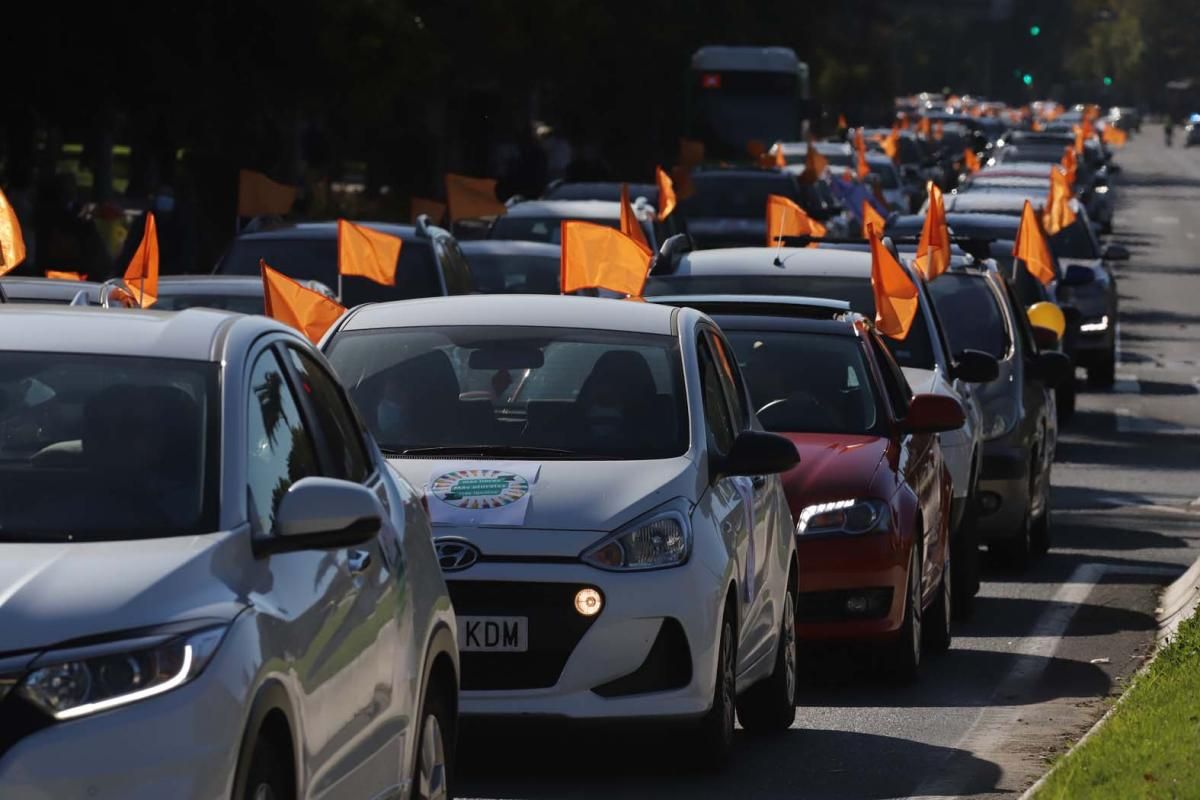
xmin=243 ymin=342 xmax=399 ymax=800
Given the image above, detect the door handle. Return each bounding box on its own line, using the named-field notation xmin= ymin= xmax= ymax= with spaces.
xmin=347 ymin=550 xmax=372 ymax=574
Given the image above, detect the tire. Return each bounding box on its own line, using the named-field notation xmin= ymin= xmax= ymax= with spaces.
xmin=1057 ymin=380 xmax=1076 ymax=424
xmin=923 ymin=557 xmax=952 ymax=654
xmin=883 ymin=546 xmax=922 ymax=683
xmin=243 ymin=736 xmax=293 ymax=800
xmin=1032 ymin=507 xmax=1052 ymax=557
xmin=411 ymin=677 xmax=454 ymax=800
xmin=737 ymin=589 xmax=797 ymax=734
xmin=693 ymin=613 xmax=736 ymax=769
xmin=1088 ymin=345 xmax=1116 ymax=388
xmin=951 ymin=506 xmax=979 ymax=621
xmin=993 ymin=490 xmax=1033 ymax=571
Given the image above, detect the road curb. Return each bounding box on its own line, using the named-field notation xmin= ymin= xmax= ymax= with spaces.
xmin=1016 ymin=553 xmax=1200 ymax=800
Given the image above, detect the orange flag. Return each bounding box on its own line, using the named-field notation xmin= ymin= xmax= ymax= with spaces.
xmin=1102 ymin=125 xmax=1127 ymax=148
xmin=1014 ymin=200 xmax=1056 ymax=286
xmin=934 ymin=121 xmax=945 ymax=141
xmin=868 ymin=223 xmax=918 ymax=340
xmin=766 ymin=194 xmax=826 ymax=246
xmin=880 ymin=127 xmax=900 ymax=162
xmin=620 ymin=184 xmax=652 ymax=257
xmin=411 ymin=197 xmax=446 ymax=225
xmin=1061 ymin=147 xmax=1078 ymax=186
xmin=837 ymin=114 xmax=848 ymax=130
xmin=772 ymin=144 xmax=787 ymax=168
xmin=1042 ymin=167 xmax=1078 ymax=235
xmin=1073 ymin=125 xmax=1086 ymax=154
xmin=655 ymin=166 xmax=677 ymax=220
xmin=914 ymin=183 xmax=951 ymax=281
xmin=262 ymin=261 xmax=346 ymax=344
xmin=124 ymin=211 xmax=159 ymax=308
xmin=337 ymin=219 xmax=402 ymax=287
xmin=800 ymin=139 xmax=829 ymax=184
xmin=445 ymin=173 xmax=507 ymax=222
xmin=0 ymin=186 xmax=27 ymax=275
xmin=918 ymin=117 xmax=932 ymax=138
xmin=853 ymin=128 xmax=871 ymax=179
xmin=862 ymin=200 xmax=887 ymax=240
xmin=963 ymin=148 xmax=981 ymax=174
xmin=46 ymin=270 xmax=85 ymax=281
xmin=560 ymin=221 xmax=650 ymax=297
xmin=237 ymin=170 xmax=296 ymax=218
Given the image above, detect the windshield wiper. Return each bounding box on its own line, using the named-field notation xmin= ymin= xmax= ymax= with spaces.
xmin=385 ymin=445 xmax=576 ymax=458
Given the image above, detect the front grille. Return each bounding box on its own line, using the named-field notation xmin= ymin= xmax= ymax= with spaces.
xmin=448 ymin=581 xmax=599 ymax=691
xmin=797 ymin=588 xmax=893 ymax=623
xmin=592 ymin=618 xmax=691 ymax=698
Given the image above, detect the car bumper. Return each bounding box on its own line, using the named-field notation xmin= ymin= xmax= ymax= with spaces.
xmin=975 ymin=443 xmax=1030 ymax=543
xmin=1075 ymin=324 xmax=1116 ymax=359
xmin=446 ymin=561 xmax=723 ymax=721
xmin=0 ymin=667 xmax=240 ymax=800
xmin=794 ymin=532 xmax=907 ymax=641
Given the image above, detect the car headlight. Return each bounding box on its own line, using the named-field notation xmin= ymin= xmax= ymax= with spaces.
xmin=796 ymin=499 xmax=889 ymax=536
xmin=582 ymin=509 xmax=691 ymax=571
xmin=1080 ymin=314 xmax=1110 ymax=333
xmin=981 ymin=391 xmax=1021 ymax=441
xmin=18 ymin=626 xmax=226 ymax=720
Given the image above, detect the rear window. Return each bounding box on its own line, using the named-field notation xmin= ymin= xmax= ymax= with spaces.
xmin=218 ymin=236 xmax=442 ymax=304
xmin=490 ymin=216 xmax=619 ymax=244
xmin=645 ymin=274 xmax=937 ymax=369
xmin=681 ymin=175 xmax=800 ymax=219
xmin=927 ymin=274 xmax=1010 ymax=360
xmin=465 ymin=251 xmax=560 ymax=294
xmin=152 ymin=292 xmax=265 ymax=315
xmin=1050 ymin=218 xmax=1100 ymax=260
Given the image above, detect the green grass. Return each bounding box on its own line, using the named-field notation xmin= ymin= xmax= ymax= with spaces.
xmin=1034 ymin=611 xmax=1200 ymax=799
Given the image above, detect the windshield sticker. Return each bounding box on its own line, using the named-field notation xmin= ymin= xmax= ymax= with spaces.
xmin=427 ymin=461 xmax=541 ymax=527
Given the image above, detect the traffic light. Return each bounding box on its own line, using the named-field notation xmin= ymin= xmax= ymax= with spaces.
xmin=1103 ymin=76 xmax=1114 ymax=86
xmin=1023 ymin=74 xmax=1034 ymax=86
xmin=1030 ymin=25 xmax=1041 ymax=36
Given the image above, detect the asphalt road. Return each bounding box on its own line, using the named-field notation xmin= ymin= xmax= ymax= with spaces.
xmin=456 ymin=126 xmax=1200 ymax=800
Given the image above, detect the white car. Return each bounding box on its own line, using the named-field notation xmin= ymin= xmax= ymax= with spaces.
xmin=323 ymin=294 xmax=801 ymax=765
xmin=0 ymin=307 xmax=457 ymax=800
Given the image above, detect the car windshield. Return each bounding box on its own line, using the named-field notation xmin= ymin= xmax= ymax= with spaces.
xmin=490 ymin=216 xmax=619 ymax=244
xmin=1050 ymin=218 xmax=1100 ymax=259
xmin=927 ymin=274 xmax=1010 ymax=360
xmin=152 ymin=291 xmax=265 ymax=315
xmin=645 ymin=274 xmax=937 ymax=369
xmin=465 ymin=252 xmax=561 ymax=294
xmin=0 ymin=352 xmax=219 ymax=541
xmin=682 ymin=176 xmax=798 ymax=219
xmin=218 ymin=236 xmax=442 ymax=304
xmin=723 ymin=329 xmax=881 ymax=435
xmin=325 ymin=326 xmax=689 ymax=460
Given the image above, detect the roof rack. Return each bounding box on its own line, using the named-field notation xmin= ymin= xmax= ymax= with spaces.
xmin=649 ymin=233 xmax=695 ymax=276
xmin=413 ymin=213 xmax=434 ymax=238
xmin=646 ymin=294 xmax=852 ymax=320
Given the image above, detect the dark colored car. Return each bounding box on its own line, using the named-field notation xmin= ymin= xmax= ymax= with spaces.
xmin=679 ymin=168 xmax=836 ymax=248
xmin=213 ymin=218 xmax=474 ymax=307
xmin=459 ymin=239 xmax=561 ymax=294
xmin=489 ymin=199 xmax=673 ymax=251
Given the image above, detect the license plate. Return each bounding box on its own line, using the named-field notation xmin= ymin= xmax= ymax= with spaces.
xmin=458 ymin=616 xmax=528 ymax=652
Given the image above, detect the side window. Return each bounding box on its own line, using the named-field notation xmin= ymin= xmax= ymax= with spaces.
xmin=869 ymin=334 xmax=912 ymax=418
xmin=246 ymin=349 xmax=320 ymax=534
xmin=706 ymin=329 xmax=749 ymax=433
xmin=697 ymin=335 xmax=736 ymax=455
xmin=286 ymin=347 xmax=372 ymax=482
xmin=1003 ymin=280 xmax=1037 ymax=356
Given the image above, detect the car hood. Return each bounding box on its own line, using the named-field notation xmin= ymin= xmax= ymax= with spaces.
xmin=0 ymin=532 xmax=248 ymax=654
xmin=387 ymin=457 xmax=698 ymax=558
xmin=779 ymin=434 xmax=888 ymax=518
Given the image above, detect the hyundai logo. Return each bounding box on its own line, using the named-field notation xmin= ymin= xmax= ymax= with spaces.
xmin=436 ymin=539 xmax=481 ymax=572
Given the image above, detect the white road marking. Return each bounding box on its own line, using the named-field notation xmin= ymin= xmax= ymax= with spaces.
xmin=1116 ymin=408 xmax=1200 ymax=436
xmin=1152 ymin=216 xmax=1180 ymax=225
xmin=1188 ymin=232 xmax=1197 ymax=240
xmin=1113 ymin=373 xmax=1139 ymax=394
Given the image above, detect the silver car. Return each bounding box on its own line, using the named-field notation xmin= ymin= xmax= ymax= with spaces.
xmin=0 ymin=306 xmax=457 ymax=800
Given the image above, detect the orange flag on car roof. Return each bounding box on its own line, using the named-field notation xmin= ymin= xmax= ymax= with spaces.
xmin=337 ymin=219 xmax=402 ymax=287
xmin=1014 ymin=200 xmax=1057 ymax=286
xmin=918 ymin=117 xmax=932 ymax=138
xmin=1042 ymin=167 xmax=1078 ymax=235
xmin=655 ymin=166 xmax=677 ymax=221
xmin=868 ymin=223 xmax=918 ymax=340
xmin=766 ymin=194 xmax=826 ymax=247
xmin=261 ymin=261 xmax=346 ymax=344
xmin=1073 ymin=125 xmax=1086 ymax=154
xmin=853 ymin=128 xmax=870 ymax=179
xmin=880 ymin=127 xmax=900 ymax=162
xmin=620 ymin=183 xmax=652 ymax=257
xmin=862 ymin=200 xmax=887 ymax=240
xmin=445 ymin=173 xmax=507 ymax=222
xmin=0 ymin=185 xmax=27 ymax=275
xmin=934 ymin=121 xmax=945 ymax=141
xmin=560 ymin=221 xmax=650 ymax=298
xmin=800 ymin=138 xmax=829 ymax=184
xmin=1061 ymin=147 xmax=1078 ymax=185
xmin=914 ymin=183 xmax=951 ymax=281
xmin=963 ymin=148 xmax=981 ymax=174
xmin=237 ymin=169 xmax=296 ymax=218
xmin=1102 ymin=125 xmax=1128 ymax=148
xmin=123 ymin=211 xmax=159 ymax=308
xmin=772 ymin=143 xmax=787 ymax=168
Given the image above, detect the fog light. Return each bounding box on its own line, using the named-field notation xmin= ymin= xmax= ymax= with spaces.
xmin=845 ymin=595 xmax=869 ymax=614
xmin=574 ymin=588 xmax=603 ymax=617
xmin=978 ymin=491 xmax=1003 ymax=516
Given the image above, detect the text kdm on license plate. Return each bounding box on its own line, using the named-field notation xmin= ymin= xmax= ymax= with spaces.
xmin=458 ymin=616 xmax=528 ymax=652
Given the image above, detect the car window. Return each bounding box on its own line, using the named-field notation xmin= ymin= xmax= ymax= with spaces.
xmin=868 ymin=333 xmax=912 ymax=417
xmin=697 ymin=335 xmax=736 ymax=455
xmin=1049 ymin=218 xmax=1100 ymax=260
xmin=1001 ymin=279 xmax=1037 ymax=356
xmin=465 ymin=250 xmax=561 ymax=294
xmin=706 ymin=329 xmax=749 ymax=433
xmin=927 ymin=274 xmax=1011 ymax=360
xmin=681 ymin=175 xmax=800 ymax=219
xmin=246 ymin=348 xmax=320 ymax=535
xmin=490 ymin=216 xmax=620 ymax=244
xmin=285 ymin=347 xmax=372 ymax=483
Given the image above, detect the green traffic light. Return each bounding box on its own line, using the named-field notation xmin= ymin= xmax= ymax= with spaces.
xmin=1023 ymin=74 xmax=1034 ymax=86
xmin=1030 ymin=25 xmax=1041 ymax=36
xmin=1104 ymin=76 xmax=1114 ymax=86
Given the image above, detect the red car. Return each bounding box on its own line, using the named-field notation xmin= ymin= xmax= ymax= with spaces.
xmin=697 ymin=296 xmax=965 ymax=680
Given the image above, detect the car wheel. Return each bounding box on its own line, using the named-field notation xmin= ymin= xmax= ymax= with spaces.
xmin=994 ymin=490 xmax=1033 ymax=571
xmin=923 ymin=557 xmax=952 ymax=654
xmin=412 ymin=678 xmax=454 ymax=800
xmin=737 ymin=588 xmax=797 ymax=734
xmin=1057 ymin=380 xmax=1077 ymax=424
xmin=884 ymin=546 xmax=922 ymax=683
xmin=1088 ymin=345 xmax=1116 ymax=388
xmin=951 ymin=504 xmax=979 ymax=621
xmin=244 ymin=736 xmax=293 ymax=800
xmin=693 ymin=613 xmax=736 ymax=768
xmin=1032 ymin=507 xmax=1052 ymax=557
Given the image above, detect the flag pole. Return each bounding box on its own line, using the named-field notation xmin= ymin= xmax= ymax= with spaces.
xmin=773 ymin=207 xmax=787 ymax=266
xmin=337 ymin=271 xmax=343 ymax=304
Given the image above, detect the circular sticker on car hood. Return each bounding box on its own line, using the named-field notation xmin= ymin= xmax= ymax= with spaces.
xmin=431 ymin=469 xmax=530 ymax=510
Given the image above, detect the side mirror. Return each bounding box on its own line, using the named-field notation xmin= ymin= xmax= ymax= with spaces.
xmin=255 ymin=477 xmax=383 ymax=557
xmin=1103 ymin=244 xmax=1130 ymax=261
xmin=717 ymin=430 xmax=799 ymax=479
xmin=1060 ymin=264 xmax=1097 ymax=286
xmin=1029 ymin=350 xmax=1073 ymax=388
xmin=951 ymin=349 xmax=1000 ymax=384
xmin=904 ymin=393 xmax=966 ymax=434
xmin=1031 ymin=325 xmax=1061 ymax=350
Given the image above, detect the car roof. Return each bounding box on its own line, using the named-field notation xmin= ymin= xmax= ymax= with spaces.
xmin=458 ymin=239 xmax=562 ymax=257
xmin=340 ymin=294 xmax=678 ymax=336
xmin=234 ymin=221 xmax=424 ymax=242
xmin=0 ymin=306 xmax=280 ymax=361
xmin=708 ymin=312 xmax=860 ymax=337
xmin=691 ymin=167 xmax=795 ymax=180
xmin=980 ymin=162 xmax=1059 ymax=176
xmin=0 ymin=277 xmax=103 ymax=302
xmin=503 ymin=200 xmax=620 ymax=220
xmin=777 ymin=141 xmax=853 ymax=156
xmin=671 ymin=246 xmax=872 ymax=278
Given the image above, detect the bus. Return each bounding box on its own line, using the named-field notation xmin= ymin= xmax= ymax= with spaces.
xmin=685 ymin=46 xmax=812 ymax=161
